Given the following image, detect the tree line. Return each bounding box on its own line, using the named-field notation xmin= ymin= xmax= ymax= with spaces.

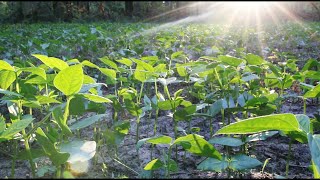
xmin=0 ymin=1 xmax=319 ymax=24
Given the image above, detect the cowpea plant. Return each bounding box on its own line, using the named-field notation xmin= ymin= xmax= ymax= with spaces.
xmin=215 ymin=113 xmax=320 ymax=178
xmin=137 ymin=134 xmax=222 ymax=178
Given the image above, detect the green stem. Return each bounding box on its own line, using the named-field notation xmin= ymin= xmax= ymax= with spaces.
xmin=166 ymin=146 xmax=173 ymax=178
xmin=136 ymin=116 xmax=141 ymax=143
xmin=286 ymin=140 xmax=292 ymax=178
xmin=303 ymin=98 xmax=306 ymax=115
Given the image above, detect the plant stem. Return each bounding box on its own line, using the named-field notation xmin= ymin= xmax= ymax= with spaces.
xmin=166 ymin=146 xmax=173 ymax=178
xmin=303 ymin=98 xmax=306 ymax=115
xmin=286 ymin=140 xmax=292 ymax=178
xmin=136 ymin=116 xmax=141 ymax=143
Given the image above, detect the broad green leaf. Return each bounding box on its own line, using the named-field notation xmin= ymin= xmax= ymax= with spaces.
xmin=0 ymin=116 xmax=33 ymax=139
xmin=208 ymin=99 xmax=226 ymax=117
xmin=69 ymin=96 xmax=85 ymax=116
xmin=53 ymin=64 xmax=84 ymax=96
xmin=35 ymin=127 xmax=70 ymax=166
xmin=209 ymin=137 xmax=244 ymax=147
xmin=17 ymin=149 xmax=46 ymax=160
xmin=69 ymin=114 xmax=107 ymax=130
xmin=144 ymin=159 xmax=164 ymax=170
xmin=124 ymin=99 xmax=142 ymax=117
xmin=0 ymin=60 xmax=14 ymax=71
xmin=18 ymin=67 xmax=47 ymax=80
xmin=59 ymin=140 xmax=96 ymax=163
xmin=158 ymin=100 xmax=174 ymax=110
xmin=241 ymin=73 xmax=259 ymax=82
xmin=158 ymin=77 xmax=180 ymax=86
xmin=116 ymin=58 xmax=133 ymax=67
xmin=173 ymin=134 xmax=222 ymax=159
xmin=99 ymin=68 xmax=117 ymax=80
xmin=83 ymin=75 xmax=96 ymax=84
xmin=0 ymin=70 xmax=16 ymax=90
xmin=304 ymin=84 xmax=320 ymax=98
xmin=246 ymin=53 xmax=266 ymax=65
xmin=99 ymin=57 xmax=118 ymax=70
xmin=296 ymin=114 xmax=310 ymax=134
xmin=137 ymin=135 xmax=172 ymax=150
xmin=171 ymin=51 xmax=184 ymax=60
xmin=81 ymin=60 xmax=99 ymax=69
xmin=216 ymin=113 xmax=300 ymax=135
xmin=197 ymin=156 xmax=228 ymax=172
xmin=80 ymin=93 xmax=112 ymax=103
xmin=308 ymin=134 xmax=320 ymax=178
xmin=133 ymin=59 xmax=154 ymax=72
xmin=35 ymin=95 xmax=60 ymax=104
xmin=168 ymin=159 xmax=178 ymax=172
xmin=32 ymin=54 xmax=68 ymax=71
xmin=218 ymin=55 xmax=245 ymax=67
xmin=174 ymin=105 xmax=196 ymax=121
xmin=147 ymin=135 xmax=172 ymax=145
xmin=245 ymin=131 xmax=278 ymax=142
xmin=229 ymin=154 xmax=262 ymax=170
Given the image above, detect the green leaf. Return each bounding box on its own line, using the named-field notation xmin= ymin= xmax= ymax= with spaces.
xmin=69 ymin=96 xmax=85 ymax=116
xmin=304 ymin=84 xmax=320 ymax=98
xmin=308 ymin=134 xmax=320 ymax=178
xmin=136 ymin=135 xmax=172 ymax=150
xmin=18 ymin=67 xmax=47 ymax=80
xmin=246 ymin=53 xmax=266 ymax=65
xmin=133 ymin=59 xmax=154 ymax=72
xmin=197 ymin=156 xmax=228 ymax=172
xmin=0 ymin=116 xmax=34 ymax=139
xmin=168 ymin=159 xmax=178 ymax=172
xmin=53 ymin=64 xmax=84 ymax=96
xmin=35 ymin=127 xmax=70 ymax=166
xmin=241 ymin=73 xmax=259 ymax=82
xmin=0 ymin=60 xmax=14 ymax=71
xmin=0 ymin=70 xmax=16 ymax=90
xmin=296 ymin=114 xmax=311 ymax=134
xmin=99 ymin=57 xmax=118 ymax=70
xmin=245 ymin=131 xmax=278 ymax=142
xmin=216 ymin=113 xmax=301 ymax=135
xmin=69 ymin=114 xmax=107 ymax=130
xmin=59 ymin=140 xmax=96 ymax=163
xmin=173 ymin=134 xmax=222 ymax=159
xmin=144 ymin=159 xmax=164 ymax=170
xmin=99 ymin=68 xmax=117 ymax=80
xmin=124 ymin=99 xmax=142 ymax=117
xmin=174 ymin=105 xmax=196 ymax=121
xmin=147 ymin=135 xmax=172 ymax=145
xmin=209 ymin=137 xmax=244 ymax=147
xmin=218 ymin=55 xmax=245 ymax=67
xmin=158 ymin=100 xmax=173 ymax=110
xmin=171 ymin=51 xmax=184 ymax=60
xmin=116 ymin=58 xmax=133 ymax=67
xmin=35 ymin=95 xmax=60 ymax=104
xmin=32 ymin=54 xmax=68 ymax=71
xmin=17 ymin=149 xmax=46 ymax=160
xmin=80 ymin=93 xmax=112 ymax=103
xmin=229 ymin=154 xmax=262 ymax=171
xmin=81 ymin=60 xmax=99 ymax=69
